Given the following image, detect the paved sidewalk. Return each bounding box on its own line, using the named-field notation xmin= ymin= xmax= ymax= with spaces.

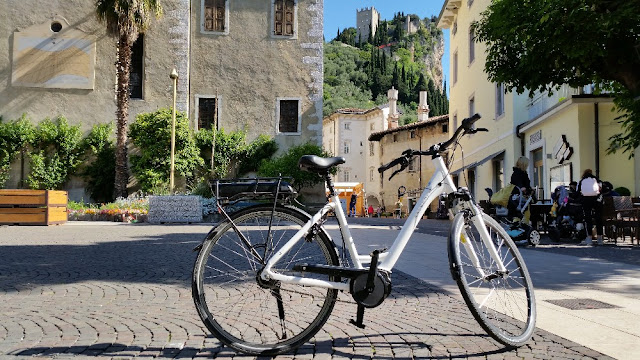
xmin=0 ymin=223 xmax=626 ymax=359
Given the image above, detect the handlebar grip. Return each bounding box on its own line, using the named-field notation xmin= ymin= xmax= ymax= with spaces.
xmin=461 ymin=113 xmax=481 ymax=129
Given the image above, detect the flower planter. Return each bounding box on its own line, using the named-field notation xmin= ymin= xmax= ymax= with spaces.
xmin=148 ymin=195 xmax=202 ymax=224
xmin=0 ymin=189 xmax=67 ymax=225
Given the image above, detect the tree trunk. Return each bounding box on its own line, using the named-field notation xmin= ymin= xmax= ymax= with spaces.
xmin=114 ymin=34 xmax=133 ymax=199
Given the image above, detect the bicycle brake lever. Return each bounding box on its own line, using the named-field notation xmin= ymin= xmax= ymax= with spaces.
xmin=389 ymin=168 xmax=402 ymax=181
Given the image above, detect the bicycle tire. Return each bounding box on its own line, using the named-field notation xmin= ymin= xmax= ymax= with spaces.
xmin=448 ymin=212 xmax=536 ymax=347
xmin=192 ymin=205 xmax=339 ymax=356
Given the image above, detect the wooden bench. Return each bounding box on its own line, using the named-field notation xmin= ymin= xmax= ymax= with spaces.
xmin=0 ymin=189 xmax=67 ymax=225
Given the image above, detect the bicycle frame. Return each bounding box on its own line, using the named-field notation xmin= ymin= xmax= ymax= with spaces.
xmin=262 ymin=155 xmax=506 ymax=292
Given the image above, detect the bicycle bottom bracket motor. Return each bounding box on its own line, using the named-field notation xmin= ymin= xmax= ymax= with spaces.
xmin=350 ymin=270 xmax=391 ymax=308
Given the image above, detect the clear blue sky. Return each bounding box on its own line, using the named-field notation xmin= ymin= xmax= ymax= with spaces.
xmin=324 ymin=0 xmax=450 ymax=89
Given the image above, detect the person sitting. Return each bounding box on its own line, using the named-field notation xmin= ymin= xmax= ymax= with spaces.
xmin=601 ymin=181 xmax=620 ymax=197
xmin=508 ymin=156 xmax=533 ymax=221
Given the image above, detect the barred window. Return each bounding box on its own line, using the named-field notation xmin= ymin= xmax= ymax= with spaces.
xmin=197 ymin=97 xmax=218 ymax=130
xmin=278 ymin=99 xmax=299 ymax=133
xmin=274 ymin=0 xmax=295 ymax=36
xmin=204 ymin=0 xmax=226 ymax=32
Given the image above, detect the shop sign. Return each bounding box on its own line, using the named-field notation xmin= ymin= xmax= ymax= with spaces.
xmin=529 ymin=130 xmax=542 ymax=145
xmin=553 ymin=135 xmax=573 ymax=164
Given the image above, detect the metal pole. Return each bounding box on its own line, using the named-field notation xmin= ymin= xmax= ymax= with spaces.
xmin=170 ymin=68 xmax=179 ymax=193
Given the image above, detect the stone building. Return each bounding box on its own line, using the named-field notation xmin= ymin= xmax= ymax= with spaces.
xmin=368 ymin=114 xmax=449 ymax=215
xmin=0 ymin=0 xmax=324 ymax=198
xmin=324 ymin=88 xmax=449 ymax=215
xmin=356 ymin=7 xmax=379 ymax=43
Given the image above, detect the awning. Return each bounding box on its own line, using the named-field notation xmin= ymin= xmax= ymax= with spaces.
xmin=450 ymin=150 xmax=505 ymax=175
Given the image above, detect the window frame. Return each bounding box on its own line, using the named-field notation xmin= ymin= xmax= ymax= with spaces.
xmin=468 ymin=27 xmax=475 ymax=65
xmin=195 ymin=95 xmax=222 ymax=131
xmin=452 ymin=50 xmax=458 ymax=85
xmin=201 ymin=0 xmax=230 ymax=35
xmin=495 ymin=83 xmax=505 ymax=118
xmin=276 ymin=97 xmax=301 ymax=135
xmin=369 ymin=142 xmax=374 ymax=156
xmin=469 ymin=94 xmax=475 ymax=118
xmin=129 ymin=34 xmax=144 ymax=100
xmin=343 ymin=141 xmax=351 ymax=155
xmin=271 ymin=0 xmax=298 ymax=39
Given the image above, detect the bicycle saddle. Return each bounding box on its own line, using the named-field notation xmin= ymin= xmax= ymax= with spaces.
xmin=298 ymin=155 xmax=345 ymax=173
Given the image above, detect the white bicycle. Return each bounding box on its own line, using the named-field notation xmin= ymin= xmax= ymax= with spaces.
xmin=192 ymin=113 xmax=536 ymax=355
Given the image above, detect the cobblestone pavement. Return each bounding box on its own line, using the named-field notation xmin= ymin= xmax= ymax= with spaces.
xmin=344 ymin=217 xmax=640 ymax=267
xmin=0 ymin=224 xmax=612 ymax=359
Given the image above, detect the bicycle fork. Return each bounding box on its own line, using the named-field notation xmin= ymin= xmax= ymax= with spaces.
xmin=460 ymin=205 xmax=507 ymax=280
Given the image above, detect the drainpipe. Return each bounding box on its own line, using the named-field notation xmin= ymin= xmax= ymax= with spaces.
xmin=594 ymin=103 xmax=600 ymax=178
xmin=516 ymin=123 xmax=525 ymax=156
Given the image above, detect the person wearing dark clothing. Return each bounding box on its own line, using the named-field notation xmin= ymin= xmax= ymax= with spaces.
xmin=568 ymin=181 xmax=581 ymax=203
xmin=349 ymin=193 xmax=357 ymax=217
xmin=602 ymin=181 xmax=620 ymax=197
xmin=508 ymin=156 xmax=533 ymax=220
xmin=578 ymin=169 xmax=603 ymax=245
xmin=511 ymin=157 xmax=532 ymax=195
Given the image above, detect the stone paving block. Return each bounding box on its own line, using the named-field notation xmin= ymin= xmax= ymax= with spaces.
xmin=0 ymin=224 xmax=615 ymax=359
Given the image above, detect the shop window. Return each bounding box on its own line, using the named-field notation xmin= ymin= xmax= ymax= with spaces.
xmin=532 ymin=148 xmax=544 ymax=191
xmin=492 ymin=155 xmax=504 ymax=191
xmin=467 ymin=167 xmax=476 ymax=199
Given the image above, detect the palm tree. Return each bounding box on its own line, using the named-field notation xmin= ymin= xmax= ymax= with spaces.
xmin=95 ymin=0 xmax=162 ymax=198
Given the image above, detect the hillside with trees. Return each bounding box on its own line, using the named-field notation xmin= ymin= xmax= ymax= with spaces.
xmin=324 ymin=13 xmax=449 ymax=125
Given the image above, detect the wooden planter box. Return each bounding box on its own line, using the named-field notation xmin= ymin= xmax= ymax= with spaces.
xmin=0 ymin=190 xmax=67 ymax=225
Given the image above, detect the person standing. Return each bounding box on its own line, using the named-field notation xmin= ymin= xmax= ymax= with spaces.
xmin=349 ymin=193 xmax=357 ymax=217
xmin=578 ymin=169 xmax=603 ymax=245
xmin=394 ymin=198 xmax=403 ymax=219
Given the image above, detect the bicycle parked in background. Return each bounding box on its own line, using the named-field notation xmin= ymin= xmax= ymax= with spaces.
xmin=192 ymin=113 xmax=536 ymax=356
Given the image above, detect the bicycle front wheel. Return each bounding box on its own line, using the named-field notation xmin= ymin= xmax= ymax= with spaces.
xmin=448 ymin=212 xmax=536 ymax=347
xmin=192 ymin=205 xmax=339 ymax=356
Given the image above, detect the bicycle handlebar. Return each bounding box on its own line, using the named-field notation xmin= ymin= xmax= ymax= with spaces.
xmin=378 ymin=113 xmax=482 ymax=180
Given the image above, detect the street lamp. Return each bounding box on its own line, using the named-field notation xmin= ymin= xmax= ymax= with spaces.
xmin=169 ymin=68 xmax=179 ymax=193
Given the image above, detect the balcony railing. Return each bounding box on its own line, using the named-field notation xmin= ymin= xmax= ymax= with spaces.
xmin=527 ymin=84 xmax=596 ymax=120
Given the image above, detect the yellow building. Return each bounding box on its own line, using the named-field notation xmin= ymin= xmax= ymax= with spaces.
xmin=437 ymin=0 xmax=638 ymax=199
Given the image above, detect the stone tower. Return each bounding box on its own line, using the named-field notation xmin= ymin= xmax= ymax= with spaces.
xmin=356 ymin=7 xmax=379 ymax=43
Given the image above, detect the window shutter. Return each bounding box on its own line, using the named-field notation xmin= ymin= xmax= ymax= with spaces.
xmin=274 ymin=0 xmax=294 ymax=36
xmin=205 ymin=0 xmax=225 ymax=32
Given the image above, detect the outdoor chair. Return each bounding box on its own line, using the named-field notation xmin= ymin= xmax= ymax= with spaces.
xmin=612 ymin=196 xmax=639 ymax=245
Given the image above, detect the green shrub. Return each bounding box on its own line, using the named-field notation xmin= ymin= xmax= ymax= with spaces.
xmin=26 ymin=116 xmax=84 ymax=190
xmin=81 ymin=123 xmax=116 ymax=203
xmin=258 ymin=143 xmax=333 ymax=191
xmin=194 ymin=129 xmax=278 ymax=180
xmin=614 ymin=187 xmax=631 ymax=196
xmin=0 ymin=115 xmax=35 ymax=188
xmin=128 ymin=108 xmax=203 ymax=193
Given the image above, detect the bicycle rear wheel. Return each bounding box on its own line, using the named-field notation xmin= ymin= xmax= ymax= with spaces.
xmin=448 ymin=212 xmax=536 ymax=347
xmin=192 ymin=205 xmax=339 ymax=356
